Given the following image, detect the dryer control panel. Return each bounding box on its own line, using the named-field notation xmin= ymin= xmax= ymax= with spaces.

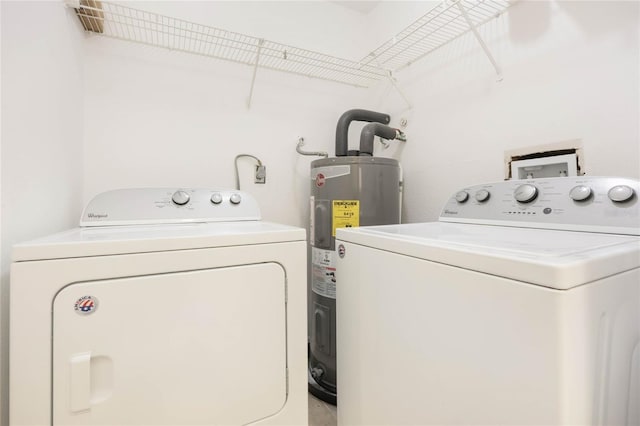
xmin=81 ymin=188 xmax=261 ymax=226
xmin=440 ymin=177 xmax=640 ymax=235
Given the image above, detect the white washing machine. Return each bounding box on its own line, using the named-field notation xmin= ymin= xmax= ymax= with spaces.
xmin=10 ymin=188 xmax=308 ymax=426
xmin=336 ymin=177 xmax=640 ymax=426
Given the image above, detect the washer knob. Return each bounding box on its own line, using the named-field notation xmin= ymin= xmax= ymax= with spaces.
xmin=171 ymin=190 xmax=190 ymax=206
xmin=210 ymin=192 xmax=223 ymax=204
xmin=475 ymin=189 xmax=490 ymax=202
xmin=455 ymin=191 xmax=469 ymax=203
xmin=229 ymin=193 xmax=242 ymax=205
xmin=608 ymin=185 xmax=635 ymax=203
xmin=569 ymin=185 xmax=592 ymax=202
xmin=514 ymin=184 xmax=538 ymax=203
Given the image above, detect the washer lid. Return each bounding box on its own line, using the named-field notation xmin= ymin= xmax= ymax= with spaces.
xmin=336 ymin=222 xmax=640 ymax=290
xmin=12 ymin=221 xmax=305 ymax=261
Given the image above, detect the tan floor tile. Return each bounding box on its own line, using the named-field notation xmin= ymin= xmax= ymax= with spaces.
xmin=308 ymin=393 xmax=337 ymax=426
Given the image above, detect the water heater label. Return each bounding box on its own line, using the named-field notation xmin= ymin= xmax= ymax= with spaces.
xmin=332 ymin=200 xmax=359 ymax=236
xmin=311 ymin=248 xmax=336 ymax=299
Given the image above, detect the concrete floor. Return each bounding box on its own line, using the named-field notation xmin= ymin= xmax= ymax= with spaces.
xmin=308 ymin=393 xmax=337 ymax=426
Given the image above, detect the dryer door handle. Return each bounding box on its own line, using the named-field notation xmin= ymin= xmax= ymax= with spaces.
xmin=69 ymin=352 xmax=92 ymax=413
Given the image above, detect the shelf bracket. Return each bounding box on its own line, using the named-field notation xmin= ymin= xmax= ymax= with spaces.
xmin=369 ymin=51 xmax=412 ymax=111
xmin=247 ymin=39 xmax=265 ymax=109
xmin=386 ymin=71 xmax=413 ymax=110
xmin=456 ymin=1 xmax=503 ymax=82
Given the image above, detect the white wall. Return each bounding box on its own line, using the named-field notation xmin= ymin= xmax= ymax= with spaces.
xmin=365 ymin=0 xmax=640 ymax=223
xmin=82 ymin=1 xmax=371 ymax=228
xmin=83 ymin=0 xmax=639 ymax=227
xmin=1 ymin=1 xmax=638 ymax=424
xmin=0 ymin=2 xmax=85 ymax=424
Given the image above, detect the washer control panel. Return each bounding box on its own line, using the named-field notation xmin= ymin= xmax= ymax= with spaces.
xmin=440 ymin=177 xmax=640 ymax=235
xmin=81 ymin=188 xmax=261 ymax=226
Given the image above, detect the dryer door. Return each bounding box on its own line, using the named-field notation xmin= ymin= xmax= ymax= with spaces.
xmin=52 ymin=263 xmax=287 ymax=425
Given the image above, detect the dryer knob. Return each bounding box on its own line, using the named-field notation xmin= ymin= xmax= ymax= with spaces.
xmin=455 ymin=191 xmax=469 ymax=203
xmin=569 ymin=185 xmax=592 ymax=202
xmin=608 ymin=185 xmax=635 ymax=203
xmin=514 ymin=184 xmax=538 ymax=203
xmin=171 ymin=190 xmax=190 ymax=206
xmin=475 ymin=189 xmax=490 ymax=203
xmin=230 ymin=193 xmax=242 ymax=205
xmin=210 ymin=192 xmax=223 ymax=204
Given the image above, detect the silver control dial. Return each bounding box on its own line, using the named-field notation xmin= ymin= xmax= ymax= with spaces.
xmin=455 ymin=191 xmax=469 ymax=203
xmin=569 ymin=185 xmax=592 ymax=202
xmin=475 ymin=189 xmax=490 ymax=202
xmin=210 ymin=192 xmax=223 ymax=204
xmin=171 ymin=190 xmax=190 ymax=206
xmin=608 ymin=185 xmax=635 ymax=203
xmin=229 ymin=193 xmax=242 ymax=205
xmin=514 ymin=184 xmax=538 ymax=203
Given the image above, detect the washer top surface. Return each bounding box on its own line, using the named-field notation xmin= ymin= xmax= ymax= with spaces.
xmin=337 ymin=177 xmax=640 ymax=290
xmin=13 ymin=188 xmax=305 ymax=262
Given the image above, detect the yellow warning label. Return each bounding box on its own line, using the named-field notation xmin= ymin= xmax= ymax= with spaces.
xmin=332 ymin=200 xmax=359 ymax=236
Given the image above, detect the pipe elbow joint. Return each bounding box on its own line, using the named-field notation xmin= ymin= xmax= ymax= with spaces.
xmin=335 ymin=109 xmax=391 ymax=157
xmin=359 ymin=123 xmax=400 ymax=156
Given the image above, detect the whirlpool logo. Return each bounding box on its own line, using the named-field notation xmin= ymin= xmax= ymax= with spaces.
xmin=443 ymin=209 xmax=459 ymax=215
xmin=87 ymin=213 xmax=108 ymax=219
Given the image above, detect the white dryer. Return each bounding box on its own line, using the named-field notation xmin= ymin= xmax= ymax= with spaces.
xmin=10 ymin=188 xmax=307 ymax=426
xmin=336 ymin=177 xmax=640 ymax=426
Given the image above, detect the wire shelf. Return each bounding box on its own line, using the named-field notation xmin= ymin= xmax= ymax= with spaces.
xmin=72 ymin=0 xmax=511 ymax=88
xmin=74 ymin=0 xmax=386 ymax=88
xmin=360 ymin=0 xmax=511 ymax=72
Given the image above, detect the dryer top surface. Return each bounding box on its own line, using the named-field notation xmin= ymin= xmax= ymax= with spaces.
xmin=13 ymin=221 xmax=305 ymax=262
